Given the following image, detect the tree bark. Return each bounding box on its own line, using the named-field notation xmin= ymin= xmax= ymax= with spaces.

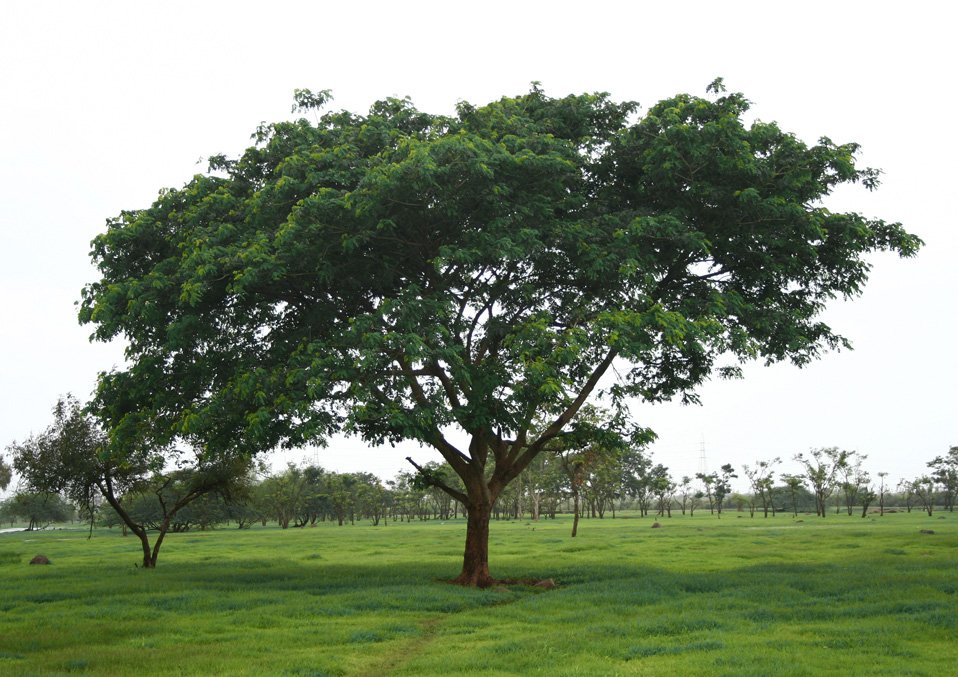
xmin=135 ymin=529 xmax=155 ymax=568
xmin=571 ymin=490 xmax=580 ymax=538
xmin=453 ymin=500 xmax=495 ymax=587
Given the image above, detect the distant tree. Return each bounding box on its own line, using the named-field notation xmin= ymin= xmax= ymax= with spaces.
xmin=324 ymin=473 xmax=357 ymax=526
xmin=689 ymin=491 xmax=703 ymax=517
xmin=794 ymin=448 xmax=850 ymax=518
xmin=713 ymin=464 xmax=737 ymax=518
xmin=743 ymin=457 xmax=780 ymax=518
xmin=858 ymin=486 xmax=877 ymax=518
xmin=0 ymin=456 xmax=11 ymax=491
xmin=876 ymin=471 xmax=889 ymax=516
xmin=697 ymin=472 xmax=717 ymax=515
xmin=0 ymin=492 xmax=73 ymax=530
xmin=728 ymin=492 xmax=748 ymax=513
xmin=622 ymin=447 xmax=655 ymax=517
xmin=780 ymin=474 xmax=807 ymax=517
xmin=675 ymin=476 xmax=695 ymax=515
xmin=838 ymin=452 xmax=869 ymax=516
xmin=223 ymin=492 xmax=260 ymax=529
xmin=553 ymin=410 xmax=628 ymax=536
xmin=354 ymin=476 xmax=390 ymax=526
xmin=896 ymin=479 xmax=915 ymax=512
xmin=584 ymin=451 xmax=625 ymax=518
xmin=650 ymin=464 xmax=675 ymax=517
xmin=121 ymin=482 xmax=234 ymax=533
xmin=911 ymin=477 xmax=936 ymax=516
xmin=927 ymin=447 xmax=958 ymax=512
xmin=79 ymin=83 xmax=921 ymax=586
xmin=518 ymin=453 xmax=563 ymax=521
xmin=405 ymin=461 xmax=464 ymax=520
xmin=260 ymin=465 xmax=317 ymax=528
xmin=559 ymin=452 xmax=587 ymax=537
xmin=386 ymin=471 xmax=421 ymax=522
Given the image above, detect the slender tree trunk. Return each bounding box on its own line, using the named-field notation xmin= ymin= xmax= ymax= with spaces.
xmin=132 ymin=527 xmax=154 ymax=568
xmin=571 ymin=490 xmax=581 ymax=538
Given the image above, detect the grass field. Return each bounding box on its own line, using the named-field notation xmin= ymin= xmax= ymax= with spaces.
xmin=0 ymin=510 xmax=955 ymax=675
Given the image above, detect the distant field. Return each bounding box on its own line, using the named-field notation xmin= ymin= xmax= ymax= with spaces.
xmin=0 ymin=511 xmax=955 ymax=675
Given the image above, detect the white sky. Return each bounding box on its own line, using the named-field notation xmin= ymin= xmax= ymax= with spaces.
xmin=1 ymin=1 xmax=954 ymax=495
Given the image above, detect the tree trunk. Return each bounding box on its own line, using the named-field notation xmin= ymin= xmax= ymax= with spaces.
xmin=134 ymin=529 xmax=155 ymax=568
xmin=453 ymin=501 xmax=494 ymax=587
xmin=571 ymin=490 xmax=581 ymax=538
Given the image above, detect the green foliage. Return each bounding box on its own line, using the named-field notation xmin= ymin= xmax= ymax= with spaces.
xmin=80 ymin=83 xmax=920 ymax=462
xmin=927 ymin=446 xmax=958 ymax=512
xmin=8 ymin=395 xmax=255 ymax=566
xmin=795 ymin=447 xmax=850 ymax=517
xmin=0 ymin=456 xmax=11 ymax=491
xmin=78 ymin=83 xmax=921 ymax=580
xmin=0 ymin=492 xmax=73 ymax=530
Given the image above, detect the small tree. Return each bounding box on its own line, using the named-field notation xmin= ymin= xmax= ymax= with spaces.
xmin=743 ymin=457 xmax=781 ymax=518
xmin=858 ymin=486 xmax=877 ymax=517
xmin=584 ymin=452 xmax=625 ymax=518
xmin=839 ymin=452 xmax=869 ymax=516
xmin=911 ymin=477 xmax=936 ymax=516
xmin=697 ymin=472 xmax=717 ymax=515
xmin=9 ymin=396 xmax=251 ymax=568
xmin=650 ymin=464 xmax=675 ymax=517
xmin=621 ymin=447 xmax=655 ymax=517
xmin=554 ymin=416 xmax=627 ymax=537
xmin=780 ymin=474 xmax=806 ymax=517
xmin=519 ymin=452 xmax=563 ymax=521
xmin=675 ymin=476 xmax=695 ymax=515
xmin=794 ymin=448 xmax=849 ymax=518
xmin=876 ymin=471 xmax=889 ymax=516
xmin=896 ymin=478 xmax=914 ymax=512
xmin=713 ymin=464 xmax=737 ymax=518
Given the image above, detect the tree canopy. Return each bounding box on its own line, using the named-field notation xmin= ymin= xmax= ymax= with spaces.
xmin=80 ymin=81 xmax=921 ymax=585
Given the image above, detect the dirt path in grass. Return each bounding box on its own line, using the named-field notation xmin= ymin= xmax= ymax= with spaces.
xmin=357 ymin=615 xmax=444 ymax=676
xmin=357 ymin=583 xmax=548 ymax=675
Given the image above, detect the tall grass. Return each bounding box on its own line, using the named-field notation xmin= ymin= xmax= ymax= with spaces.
xmin=0 ymin=511 xmax=954 ymax=675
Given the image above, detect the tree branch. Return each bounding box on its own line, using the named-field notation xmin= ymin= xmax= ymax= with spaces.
xmin=405 ymin=456 xmax=468 ymax=504
xmin=508 ymin=347 xmax=619 ymax=478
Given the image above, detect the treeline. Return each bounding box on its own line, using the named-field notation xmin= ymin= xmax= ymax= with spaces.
xmin=2 ymin=397 xmax=955 ymax=567
xmin=6 ymin=445 xmax=956 ymax=535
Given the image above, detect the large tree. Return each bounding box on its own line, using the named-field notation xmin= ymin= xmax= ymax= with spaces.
xmin=80 ymin=82 xmax=921 ymax=586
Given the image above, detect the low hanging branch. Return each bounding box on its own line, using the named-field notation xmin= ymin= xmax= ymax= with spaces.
xmin=405 ymin=456 xmax=468 ymax=504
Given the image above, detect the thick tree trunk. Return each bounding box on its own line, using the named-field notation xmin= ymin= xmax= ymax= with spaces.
xmin=453 ymin=501 xmax=495 ymax=587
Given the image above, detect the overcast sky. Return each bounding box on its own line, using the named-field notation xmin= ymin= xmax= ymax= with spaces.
xmin=1 ymin=1 xmax=954 ymax=494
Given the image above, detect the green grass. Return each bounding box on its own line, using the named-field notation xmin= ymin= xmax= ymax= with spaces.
xmin=0 ymin=511 xmax=955 ymax=675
